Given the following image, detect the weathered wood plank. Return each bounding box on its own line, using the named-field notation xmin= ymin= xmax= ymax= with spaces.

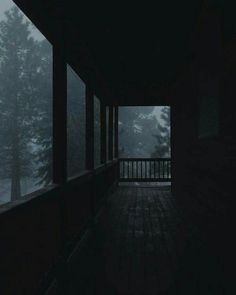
xmin=67 ymin=185 xmax=222 ymax=295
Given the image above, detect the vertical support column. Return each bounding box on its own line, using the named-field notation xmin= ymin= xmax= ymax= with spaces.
xmin=86 ymin=77 xmax=94 ymax=170
xmin=53 ymin=46 xmax=67 ymax=184
xmin=100 ymin=102 xmax=107 ymax=164
xmin=52 ymin=13 xmax=69 ymax=292
xmin=114 ymin=106 xmax=119 ymax=159
xmin=108 ymin=105 xmax=114 ymax=161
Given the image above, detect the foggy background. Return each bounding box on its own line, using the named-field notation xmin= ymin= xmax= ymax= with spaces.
xmin=0 ymin=0 xmax=45 ymax=41
xmin=119 ymin=107 xmax=170 ymax=158
xmin=0 ymin=1 xmax=171 ymax=205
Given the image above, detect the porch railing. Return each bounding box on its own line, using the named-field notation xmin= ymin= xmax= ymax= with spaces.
xmin=119 ymin=158 xmax=171 ymax=182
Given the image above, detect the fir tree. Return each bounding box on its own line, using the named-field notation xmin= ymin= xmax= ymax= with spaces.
xmin=119 ymin=107 xmax=156 ymax=157
xmin=33 ymin=39 xmax=53 ymax=186
xmin=151 ymin=106 xmax=171 ymax=158
xmin=0 ymin=7 xmax=42 ymax=200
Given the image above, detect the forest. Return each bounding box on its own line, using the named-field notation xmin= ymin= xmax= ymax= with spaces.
xmin=0 ymin=6 xmax=170 ymax=204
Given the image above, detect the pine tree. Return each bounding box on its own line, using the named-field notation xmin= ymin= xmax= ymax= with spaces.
xmin=0 ymin=7 xmax=42 ymax=200
xmin=151 ymin=106 xmax=171 ymax=158
xmin=33 ymin=40 xmax=53 ymax=186
xmin=119 ymin=107 xmax=156 ymax=157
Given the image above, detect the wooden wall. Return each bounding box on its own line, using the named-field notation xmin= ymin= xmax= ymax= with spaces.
xmin=171 ymin=4 xmax=236 ymax=292
xmin=0 ymin=161 xmax=118 ymax=294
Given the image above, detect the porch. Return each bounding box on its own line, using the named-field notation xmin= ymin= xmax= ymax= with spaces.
xmin=62 ymin=186 xmax=223 ymax=295
xmin=0 ymin=1 xmax=234 ymax=294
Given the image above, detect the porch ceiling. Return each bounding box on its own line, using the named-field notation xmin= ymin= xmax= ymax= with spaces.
xmin=14 ymin=0 xmax=203 ymax=105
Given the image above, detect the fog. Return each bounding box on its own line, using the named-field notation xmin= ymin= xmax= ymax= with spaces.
xmin=0 ymin=0 xmax=45 ymax=41
xmin=0 ymin=3 xmax=53 ymax=204
xmin=119 ymin=106 xmax=170 ymax=158
xmin=0 ymin=2 xmax=171 ymax=205
xmin=0 ymin=0 xmax=12 ymax=18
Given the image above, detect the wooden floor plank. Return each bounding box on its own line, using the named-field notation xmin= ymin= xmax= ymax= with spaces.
xmin=67 ymin=185 xmax=223 ymax=295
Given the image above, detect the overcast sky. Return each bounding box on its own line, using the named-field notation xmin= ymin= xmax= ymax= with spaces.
xmin=0 ymin=0 xmax=45 ymax=40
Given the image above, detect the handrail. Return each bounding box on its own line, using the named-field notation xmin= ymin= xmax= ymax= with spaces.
xmin=119 ymin=157 xmax=171 ymax=161
xmin=118 ymin=158 xmax=171 ymax=182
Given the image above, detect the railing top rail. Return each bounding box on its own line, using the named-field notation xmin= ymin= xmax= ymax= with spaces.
xmin=119 ymin=158 xmax=171 ymax=161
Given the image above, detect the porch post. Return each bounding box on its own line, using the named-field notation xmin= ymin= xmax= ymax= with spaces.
xmin=53 ymin=46 xmax=67 ymax=184
xmin=108 ymin=105 xmax=114 ymax=161
xmin=86 ymin=74 xmax=94 ymax=170
xmin=114 ymin=106 xmax=119 ymax=158
xmin=100 ymin=102 xmax=107 ymax=164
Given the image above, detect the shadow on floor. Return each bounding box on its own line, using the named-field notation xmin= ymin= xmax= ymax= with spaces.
xmin=59 ymin=186 xmax=225 ymax=295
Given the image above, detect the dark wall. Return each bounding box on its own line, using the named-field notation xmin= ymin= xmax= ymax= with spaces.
xmin=171 ymin=3 xmax=235 ymax=292
xmin=0 ymin=161 xmax=118 ymax=294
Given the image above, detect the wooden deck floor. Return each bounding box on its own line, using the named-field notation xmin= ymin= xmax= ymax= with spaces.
xmin=66 ymin=186 xmax=223 ymax=295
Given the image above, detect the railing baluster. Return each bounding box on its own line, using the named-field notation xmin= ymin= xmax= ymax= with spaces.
xmin=144 ymin=160 xmax=146 ymax=179
xmin=153 ymin=160 xmax=155 ymax=179
xmin=159 ymin=160 xmax=161 ymax=179
xmin=165 ymin=160 xmax=166 ymax=179
xmin=138 ymin=161 xmax=140 ymax=179
xmin=163 ymin=160 xmax=165 ymax=179
xmin=168 ymin=160 xmax=169 ymax=178
xmin=161 ymin=160 xmax=163 ymax=179
xmin=123 ymin=160 xmax=125 ymax=179
xmin=147 ymin=160 xmax=148 ymax=179
xmin=122 ymin=160 xmax=124 ymax=179
xmin=138 ymin=161 xmax=139 ymax=179
xmin=130 ymin=160 xmax=132 ymax=179
xmin=162 ymin=160 xmax=164 ymax=179
xmin=166 ymin=160 xmax=168 ymax=178
xmin=148 ymin=161 xmax=152 ymax=178
xmin=167 ymin=160 xmax=169 ymax=179
xmin=151 ymin=160 xmax=153 ymax=179
xmin=151 ymin=161 xmax=154 ymax=178
xmin=137 ymin=161 xmax=139 ymax=179
xmin=162 ymin=160 xmax=164 ymax=178
xmin=128 ymin=160 xmax=130 ymax=179
xmin=141 ymin=161 xmax=143 ymax=179
xmin=127 ymin=160 xmax=129 ymax=179
xmin=132 ymin=160 xmax=134 ymax=179
xmin=150 ymin=161 xmax=152 ymax=179
xmin=155 ymin=160 xmax=157 ymax=180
